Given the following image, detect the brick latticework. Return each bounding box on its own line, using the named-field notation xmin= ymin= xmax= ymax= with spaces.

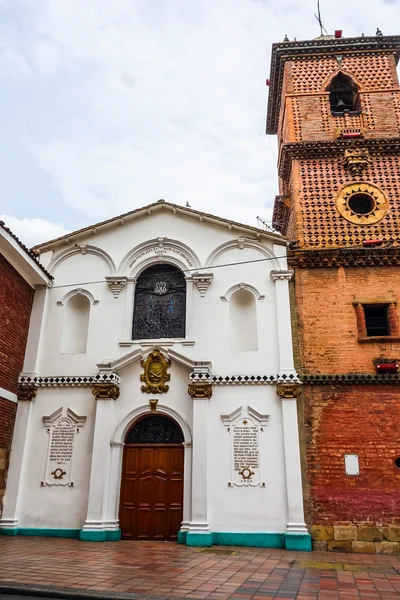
xmin=0 ymin=253 xmax=33 ymax=515
xmin=268 ymin=35 xmax=400 ymax=552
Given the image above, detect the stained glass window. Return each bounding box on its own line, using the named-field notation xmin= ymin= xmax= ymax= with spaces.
xmin=132 ymin=264 xmax=186 ymax=339
xmin=125 ymin=415 xmax=184 ymax=444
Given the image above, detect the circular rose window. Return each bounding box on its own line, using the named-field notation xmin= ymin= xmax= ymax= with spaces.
xmin=336 ymin=182 xmax=388 ymax=225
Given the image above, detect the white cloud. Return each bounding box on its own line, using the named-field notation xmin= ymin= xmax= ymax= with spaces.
xmin=0 ymin=0 xmax=400 ymax=239
xmin=0 ymin=215 xmax=70 ymax=247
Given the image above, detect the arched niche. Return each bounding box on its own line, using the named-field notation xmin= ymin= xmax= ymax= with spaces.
xmin=132 ymin=264 xmax=186 ymax=340
xmin=60 ymin=293 xmax=91 ymax=354
xmin=229 ymin=288 xmax=258 ymax=353
xmin=327 ymin=72 xmax=360 ymax=114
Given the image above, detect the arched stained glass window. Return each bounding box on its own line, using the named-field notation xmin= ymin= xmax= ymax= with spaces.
xmin=125 ymin=415 xmax=184 ymax=444
xmin=132 ymin=264 xmax=186 ymax=339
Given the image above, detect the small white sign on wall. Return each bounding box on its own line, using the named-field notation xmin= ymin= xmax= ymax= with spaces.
xmin=344 ymin=454 xmax=359 ymax=476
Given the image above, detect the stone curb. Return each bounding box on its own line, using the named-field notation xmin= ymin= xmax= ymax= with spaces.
xmin=0 ymin=583 xmax=182 ymax=600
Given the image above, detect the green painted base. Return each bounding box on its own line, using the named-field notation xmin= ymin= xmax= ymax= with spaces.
xmin=177 ymin=530 xmax=187 ymax=544
xmin=186 ymin=532 xmax=213 ymax=547
xmin=79 ymin=529 xmax=121 ymax=542
xmin=0 ymin=528 xmax=80 ymax=538
xmin=0 ymin=528 xmax=19 ymax=536
xmin=285 ymin=533 xmax=312 ymax=551
xmin=213 ymin=532 xmax=285 ymax=548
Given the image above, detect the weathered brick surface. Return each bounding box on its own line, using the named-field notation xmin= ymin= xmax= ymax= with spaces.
xmin=280 ymin=53 xmax=400 ymax=144
xmin=0 ymin=254 xmax=33 ymax=394
xmin=0 ymin=253 xmax=33 ymax=516
xmin=305 ymin=384 xmax=400 ymax=526
xmin=294 ymin=267 xmax=400 ymax=373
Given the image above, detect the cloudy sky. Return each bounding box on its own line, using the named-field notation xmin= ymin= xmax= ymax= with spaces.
xmin=0 ymin=0 xmax=399 ymax=247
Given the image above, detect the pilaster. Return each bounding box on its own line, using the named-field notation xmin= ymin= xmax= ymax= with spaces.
xmin=270 ymin=269 xmax=297 ymax=376
xmin=79 ymin=382 xmax=120 ymax=542
xmin=186 ymin=381 xmax=212 ymax=546
xmin=276 ymin=383 xmax=311 ymax=551
xmin=0 ymin=385 xmax=37 ymax=533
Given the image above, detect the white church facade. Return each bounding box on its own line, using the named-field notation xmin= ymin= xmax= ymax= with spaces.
xmin=0 ymin=200 xmax=311 ymax=550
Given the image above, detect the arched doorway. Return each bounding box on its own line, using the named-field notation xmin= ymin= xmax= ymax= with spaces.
xmin=119 ymin=414 xmax=184 ymax=541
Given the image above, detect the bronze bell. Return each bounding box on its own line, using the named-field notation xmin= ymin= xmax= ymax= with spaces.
xmin=336 ymin=98 xmax=346 ymax=111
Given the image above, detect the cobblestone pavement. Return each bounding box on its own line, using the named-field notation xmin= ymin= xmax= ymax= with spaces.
xmin=1 ymin=537 xmax=400 ymax=600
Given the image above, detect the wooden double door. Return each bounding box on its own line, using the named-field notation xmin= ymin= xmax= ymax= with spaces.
xmin=119 ymin=444 xmax=184 ymax=541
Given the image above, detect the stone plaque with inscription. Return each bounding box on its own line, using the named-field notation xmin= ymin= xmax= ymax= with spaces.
xmin=221 ymin=406 xmax=269 ymax=488
xmin=231 ymin=417 xmax=260 ymax=486
xmin=42 ymin=407 xmax=86 ymax=487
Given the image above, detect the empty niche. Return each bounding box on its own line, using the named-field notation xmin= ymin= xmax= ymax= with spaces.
xmin=229 ymin=289 xmax=258 ymax=352
xmin=61 ymin=294 xmax=90 ymax=354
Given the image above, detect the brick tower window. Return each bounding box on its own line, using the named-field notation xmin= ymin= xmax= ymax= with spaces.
xmin=328 ymin=72 xmax=360 ymax=115
xmin=363 ymin=305 xmax=389 ymax=336
xmin=354 ymin=302 xmax=400 ymax=341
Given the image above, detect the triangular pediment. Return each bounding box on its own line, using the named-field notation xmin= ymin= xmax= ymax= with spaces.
xmin=32 ymin=199 xmax=284 ymax=253
xmin=97 ymin=346 xmax=211 ymax=374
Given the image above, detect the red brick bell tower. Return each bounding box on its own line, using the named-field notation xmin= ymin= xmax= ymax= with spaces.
xmin=267 ymin=34 xmax=400 ymax=553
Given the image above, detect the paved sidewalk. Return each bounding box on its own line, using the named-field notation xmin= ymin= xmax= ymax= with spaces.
xmin=1 ymin=538 xmax=400 ymax=600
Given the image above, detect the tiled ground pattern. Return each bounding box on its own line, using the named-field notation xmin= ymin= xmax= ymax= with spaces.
xmin=1 ymin=538 xmax=400 ymax=599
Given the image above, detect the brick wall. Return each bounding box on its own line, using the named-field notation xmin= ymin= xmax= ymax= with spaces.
xmin=0 ymin=253 xmax=33 ymax=515
xmin=0 ymin=398 xmax=17 ymax=510
xmin=0 ymin=254 xmax=33 ymax=393
xmin=304 ymin=384 xmax=400 ymax=526
xmin=294 ymin=266 xmax=400 ymax=374
xmin=279 ymin=52 xmax=400 ymax=144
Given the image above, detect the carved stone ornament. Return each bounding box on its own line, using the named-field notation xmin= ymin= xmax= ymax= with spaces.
xmin=92 ymin=383 xmax=120 ymax=400
xmin=17 ymin=386 xmax=37 ymax=401
xmin=188 ymin=383 xmax=213 ymax=399
xmin=276 ymin=384 xmax=302 ymax=399
xmin=149 ymin=398 xmax=158 ymax=412
xmin=141 ymin=349 xmax=171 ymax=394
xmin=342 ymin=148 xmax=371 ymax=177
xmin=192 ymin=272 xmax=213 ymax=297
xmin=105 ymin=276 xmax=127 ymax=298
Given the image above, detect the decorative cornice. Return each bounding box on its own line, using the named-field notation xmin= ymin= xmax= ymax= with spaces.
xmin=188 ymin=383 xmax=213 ymax=399
xmin=105 ymin=276 xmax=128 ymax=298
xmin=19 ymin=373 xmax=120 ymax=387
xmin=289 ymin=246 xmax=400 ymax=268
xmin=92 ymin=383 xmax=120 ymax=400
xmin=300 ymin=373 xmax=400 ymax=384
xmin=266 ymin=35 xmax=400 ymax=135
xmin=279 ymin=138 xmax=400 ymax=180
xmin=17 ymin=385 xmax=37 ymax=401
xmin=192 ymin=273 xmax=213 ymax=297
xmin=270 ymin=269 xmax=293 ymax=281
xmin=192 ymin=372 xmax=300 ymax=385
xmin=276 ymin=383 xmax=302 ymax=399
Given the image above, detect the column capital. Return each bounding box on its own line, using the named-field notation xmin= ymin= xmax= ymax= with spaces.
xmin=92 ymin=383 xmax=120 ymax=400
xmin=270 ymin=269 xmax=293 ymax=282
xmin=276 ymin=383 xmax=302 ymax=399
xmin=17 ymin=385 xmax=37 ymax=401
xmin=188 ymin=383 xmax=212 ymax=399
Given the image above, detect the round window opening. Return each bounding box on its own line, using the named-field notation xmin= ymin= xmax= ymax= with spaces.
xmin=395 ymin=457 xmax=400 ymax=469
xmin=336 ymin=183 xmax=388 ymax=225
xmin=347 ymin=193 xmax=375 ymax=215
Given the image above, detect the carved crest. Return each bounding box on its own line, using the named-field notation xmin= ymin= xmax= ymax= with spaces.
xmin=342 ymin=148 xmax=371 ymax=177
xmin=141 ymin=349 xmax=171 ymax=394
